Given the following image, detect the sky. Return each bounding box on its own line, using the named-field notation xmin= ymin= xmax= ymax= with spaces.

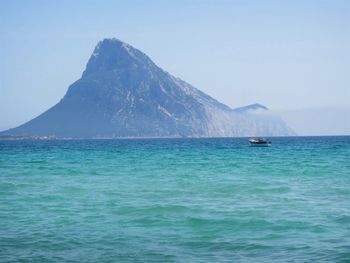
xmin=0 ymin=0 xmax=349 ymax=135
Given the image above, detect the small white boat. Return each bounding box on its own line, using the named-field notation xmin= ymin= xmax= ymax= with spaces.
xmin=249 ymin=138 xmax=271 ymax=147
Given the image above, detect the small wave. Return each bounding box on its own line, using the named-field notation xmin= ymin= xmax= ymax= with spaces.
xmin=335 ymin=215 xmax=350 ymax=224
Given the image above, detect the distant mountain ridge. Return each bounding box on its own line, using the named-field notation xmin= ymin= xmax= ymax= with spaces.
xmin=0 ymin=38 xmax=295 ymax=138
xmin=233 ymin=103 xmax=268 ymax=113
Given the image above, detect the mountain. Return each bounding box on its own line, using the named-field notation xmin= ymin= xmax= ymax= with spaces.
xmin=233 ymin=103 xmax=268 ymax=113
xmin=0 ymin=38 xmax=295 ymax=138
xmin=232 ymin=104 xmax=295 ymax=136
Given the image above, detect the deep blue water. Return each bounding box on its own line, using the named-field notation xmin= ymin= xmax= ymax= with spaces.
xmin=0 ymin=136 xmax=349 ymax=262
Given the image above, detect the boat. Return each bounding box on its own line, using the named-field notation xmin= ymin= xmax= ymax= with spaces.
xmin=249 ymin=138 xmax=271 ymax=147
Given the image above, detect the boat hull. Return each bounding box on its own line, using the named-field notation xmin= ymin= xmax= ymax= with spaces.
xmin=249 ymin=138 xmax=271 ymax=147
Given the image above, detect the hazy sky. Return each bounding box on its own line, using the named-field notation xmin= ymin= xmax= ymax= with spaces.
xmin=0 ymin=0 xmax=349 ymax=135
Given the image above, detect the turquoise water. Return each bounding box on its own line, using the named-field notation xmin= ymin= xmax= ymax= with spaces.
xmin=1 ymin=136 xmax=349 ymax=262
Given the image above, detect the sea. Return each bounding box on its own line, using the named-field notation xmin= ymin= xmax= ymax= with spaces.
xmin=0 ymin=136 xmax=349 ymax=262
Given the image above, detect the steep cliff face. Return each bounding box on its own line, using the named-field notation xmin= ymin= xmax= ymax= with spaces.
xmin=1 ymin=38 xmax=295 ymax=138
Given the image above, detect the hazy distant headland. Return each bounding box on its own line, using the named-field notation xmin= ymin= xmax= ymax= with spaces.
xmin=0 ymin=38 xmax=295 ymax=139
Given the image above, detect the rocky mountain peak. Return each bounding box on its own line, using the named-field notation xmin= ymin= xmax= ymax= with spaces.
xmin=82 ymin=38 xmax=154 ymax=78
xmin=0 ymin=38 xmax=295 ymax=138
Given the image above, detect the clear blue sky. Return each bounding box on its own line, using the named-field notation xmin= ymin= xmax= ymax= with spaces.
xmin=0 ymin=0 xmax=349 ymax=134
